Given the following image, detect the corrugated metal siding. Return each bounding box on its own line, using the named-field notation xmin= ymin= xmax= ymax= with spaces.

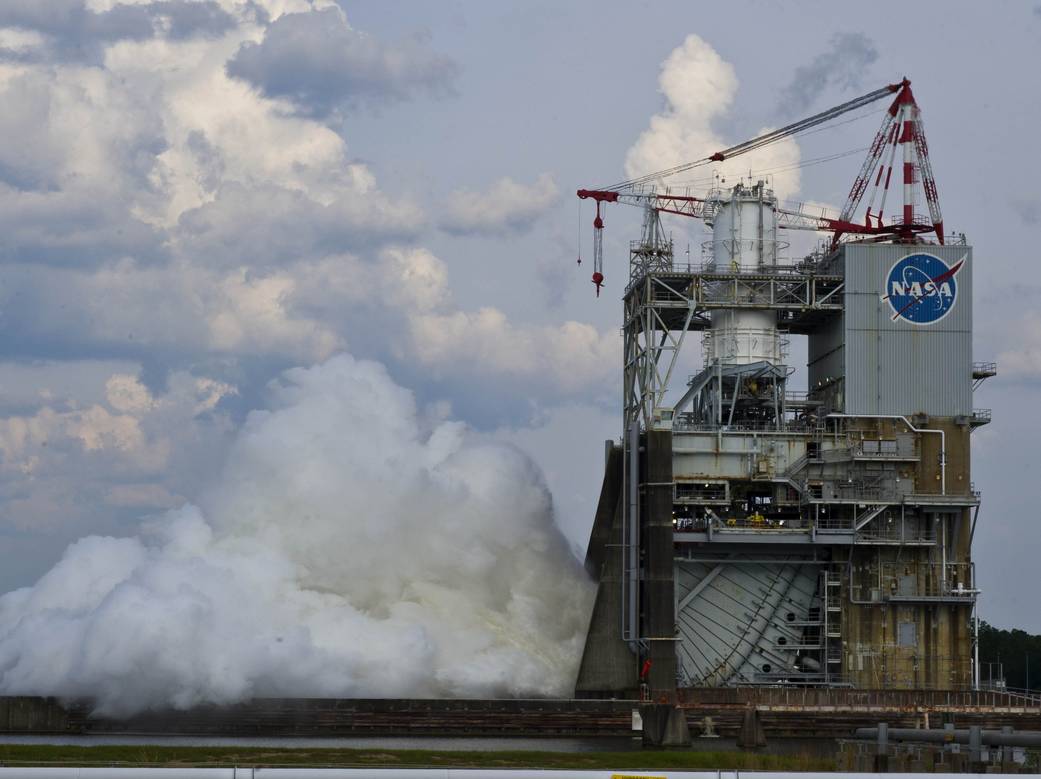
xmin=842 ymin=244 xmax=972 ymax=416
xmin=808 ymin=315 xmax=844 ymax=390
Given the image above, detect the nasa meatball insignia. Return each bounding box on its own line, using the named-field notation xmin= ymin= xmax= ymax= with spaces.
xmin=882 ymin=252 xmax=965 ymax=325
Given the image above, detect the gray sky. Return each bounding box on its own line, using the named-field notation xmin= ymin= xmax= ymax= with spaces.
xmin=0 ymin=0 xmax=1038 ymax=630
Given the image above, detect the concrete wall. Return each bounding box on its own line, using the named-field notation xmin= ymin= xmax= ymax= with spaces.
xmin=0 ymin=697 xmax=638 ymax=737
xmin=574 ymin=446 xmax=637 ymax=697
xmin=0 ymin=697 xmax=74 ymax=733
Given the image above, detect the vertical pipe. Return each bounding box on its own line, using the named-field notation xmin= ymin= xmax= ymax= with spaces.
xmin=644 ymin=301 xmax=653 ymax=425
xmin=626 ymin=422 xmax=640 ymax=644
xmin=716 ymin=359 xmax=722 ymax=426
xmin=974 ymin=610 xmax=981 ymax=690
xmin=757 ymin=183 xmax=764 ymax=267
xmin=621 ymin=424 xmax=629 ymax=639
xmin=822 ymin=570 xmax=830 ymax=683
xmin=773 ymin=381 xmax=780 ymax=432
xmin=941 ymin=515 xmax=947 ymax=594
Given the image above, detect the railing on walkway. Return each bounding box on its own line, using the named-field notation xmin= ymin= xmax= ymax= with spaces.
xmin=677 ymin=686 xmax=1041 ymax=709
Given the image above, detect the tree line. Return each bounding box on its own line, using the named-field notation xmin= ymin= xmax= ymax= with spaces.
xmin=979 ymin=621 xmax=1041 ymax=690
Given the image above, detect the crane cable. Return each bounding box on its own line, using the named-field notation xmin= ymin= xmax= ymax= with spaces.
xmin=665 ymin=145 xmax=871 ymax=191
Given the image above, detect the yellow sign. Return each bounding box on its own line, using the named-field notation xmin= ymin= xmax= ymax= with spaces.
xmin=611 ymin=775 xmax=668 ymax=779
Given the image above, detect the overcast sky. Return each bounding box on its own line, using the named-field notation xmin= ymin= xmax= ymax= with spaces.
xmin=0 ymin=0 xmax=1038 ymax=631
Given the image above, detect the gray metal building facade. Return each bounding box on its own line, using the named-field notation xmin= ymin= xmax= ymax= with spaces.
xmin=812 ymin=243 xmax=973 ymax=418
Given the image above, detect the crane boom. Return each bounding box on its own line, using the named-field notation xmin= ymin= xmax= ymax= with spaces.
xmin=578 ymin=189 xmax=888 ymax=235
xmin=578 ymin=77 xmax=946 ymax=295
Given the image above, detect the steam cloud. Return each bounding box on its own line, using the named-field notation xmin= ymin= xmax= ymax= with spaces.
xmin=0 ymin=355 xmax=594 ymax=715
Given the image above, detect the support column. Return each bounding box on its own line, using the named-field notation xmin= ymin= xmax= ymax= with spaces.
xmin=639 ymin=428 xmax=689 ymax=746
xmin=642 ymin=429 xmax=677 ymax=698
xmin=575 ymin=445 xmax=637 ymax=697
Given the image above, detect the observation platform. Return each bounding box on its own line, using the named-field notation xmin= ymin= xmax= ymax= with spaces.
xmin=674 ymin=525 xmax=937 ymax=547
xmin=624 ymin=265 xmax=844 ymax=335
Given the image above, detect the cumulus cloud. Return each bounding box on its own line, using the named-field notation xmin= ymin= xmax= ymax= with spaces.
xmin=441 ymin=174 xmax=559 ymax=237
xmin=0 ymin=185 xmax=165 ymax=266
xmin=0 ymin=363 xmax=237 ymax=541
xmin=0 ymin=234 xmax=618 ymax=406
xmin=0 ymin=359 xmax=140 ymax=412
xmin=0 ymin=258 xmax=348 ymax=366
xmin=409 ymin=310 xmax=618 ymax=395
xmin=0 ymin=0 xmax=236 ymax=64
xmin=0 ymin=355 xmax=593 ymax=714
xmin=0 ymin=6 xmax=422 ymax=262
xmin=226 ymin=6 xmax=458 ymax=118
xmin=0 ymin=66 xmax=168 ymax=264
xmin=776 ymin=32 xmax=878 ymax=116
xmin=175 ymin=182 xmax=421 ymax=267
xmin=286 ymin=244 xmax=618 ymax=400
xmin=0 ymin=7 xmax=427 ymax=355
xmin=0 ymin=72 xmax=69 ymax=190
xmin=0 ymin=2 xmax=603 ymax=408
xmin=625 ymin=34 xmax=803 ymax=201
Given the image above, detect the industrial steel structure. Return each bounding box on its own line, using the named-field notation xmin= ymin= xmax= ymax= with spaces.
xmin=574 ymin=80 xmax=994 ymax=731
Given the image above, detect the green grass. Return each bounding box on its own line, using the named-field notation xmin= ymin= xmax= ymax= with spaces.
xmin=0 ymin=743 xmax=834 ymax=771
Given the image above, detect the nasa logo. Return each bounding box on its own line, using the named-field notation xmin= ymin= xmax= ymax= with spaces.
xmin=882 ymin=253 xmax=965 ymax=325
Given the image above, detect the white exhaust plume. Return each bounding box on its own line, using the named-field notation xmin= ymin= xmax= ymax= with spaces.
xmin=0 ymin=355 xmax=595 ymax=715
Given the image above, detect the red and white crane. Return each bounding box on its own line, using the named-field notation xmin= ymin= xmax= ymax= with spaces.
xmin=578 ymin=78 xmax=944 ymax=296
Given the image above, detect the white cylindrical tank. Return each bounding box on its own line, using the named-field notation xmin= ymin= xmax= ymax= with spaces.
xmin=704 ymin=182 xmax=783 ymax=366
xmin=708 ymin=181 xmax=779 ymax=270
xmin=705 ymin=309 xmax=783 ymax=365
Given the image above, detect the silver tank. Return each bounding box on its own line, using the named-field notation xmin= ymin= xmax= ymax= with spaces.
xmin=704 ymin=181 xmax=783 ymax=366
